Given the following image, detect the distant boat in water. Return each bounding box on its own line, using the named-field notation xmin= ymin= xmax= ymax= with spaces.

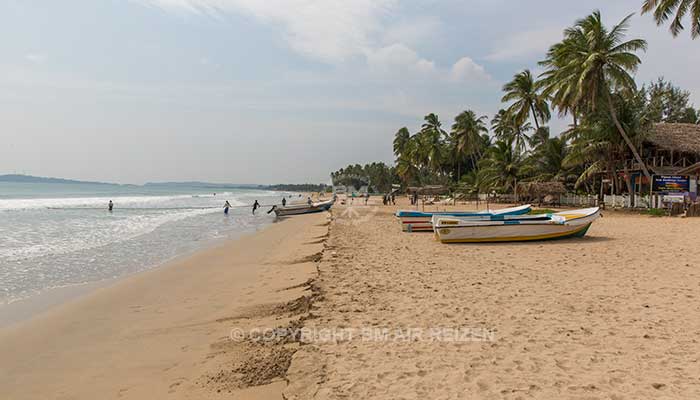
xmin=395 ymin=204 xmax=532 ymax=232
xmin=433 ymin=207 xmax=600 ymax=243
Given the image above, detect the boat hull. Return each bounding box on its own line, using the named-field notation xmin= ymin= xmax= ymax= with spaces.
xmin=434 ymin=208 xmax=599 ymax=243
xmin=274 ymin=199 xmax=334 ymax=217
xmin=396 ymin=204 xmax=531 ymax=232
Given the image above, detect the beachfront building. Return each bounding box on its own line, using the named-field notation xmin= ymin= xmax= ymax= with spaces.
xmin=644 ymin=123 xmax=700 ymax=177
xmin=602 ymin=123 xmax=700 ymax=208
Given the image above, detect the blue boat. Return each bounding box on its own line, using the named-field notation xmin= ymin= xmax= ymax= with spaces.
xmin=396 ymin=204 xmax=531 ymax=232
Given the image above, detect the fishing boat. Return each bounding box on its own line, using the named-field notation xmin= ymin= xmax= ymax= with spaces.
xmin=395 ymin=204 xmax=532 ymax=232
xmin=433 ymin=207 xmax=600 ymax=243
xmin=273 ymin=198 xmax=335 ymax=217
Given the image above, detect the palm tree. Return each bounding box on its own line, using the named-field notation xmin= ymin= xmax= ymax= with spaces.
xmin=396 ymin=136 xmax=419 ymax=185
xmin=642 ymin=0 xmax=700 ymax=38
xmin=421 ymin=113 xmax=446 ymax=136
xmin=490 ymin=109 xmax=532 ymax=153
xmin=538 ymin=34 xmax=586 ymax=127
xmin=524 ymin=134 xmax=570 ymax=182
xmin=564 ymin=90 xmax=649 ymax=193
xmin=393 ymin=127 xmax=411 ymax=159
xmin=528 ymin=126 xmax=550 ymax=149
xmin=491 ymin=109 xmax=513 ymax=140
xmin=460 ymin=169 xmax=493 ymax=201
xmin=501 ymin=69 xmax=551 ymax=130
xmin=540 ymin=11 xmax=651 ymax=179
xmin=420 ymin=113 xmax=447 ymax=175
xmin=479 ymin=137 xmax=524 ymax=198
xmin=563 ymin=128 xmax=611 ymax=191
xmin=450 ymin=110 xmax=488 ymax=180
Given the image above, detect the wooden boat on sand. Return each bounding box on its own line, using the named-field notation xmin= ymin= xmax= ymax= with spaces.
xmin=395 ymin=204 xmax=532 ymax=232
xmin=433 ymin=207 xmax=600 ymax=243
xmin=273 ymin=198 xmax=335 ymax=217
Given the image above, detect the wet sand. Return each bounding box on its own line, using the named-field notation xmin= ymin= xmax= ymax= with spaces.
xmin=3 ymin=195 xmax=700 ymax=399
xmin=0 ymin=211 xmax=330 ymax=399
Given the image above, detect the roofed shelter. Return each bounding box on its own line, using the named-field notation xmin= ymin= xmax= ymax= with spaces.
xmin=406 ymin=185 xmax=450 ymax=196
xmin=602 ymin=123 xmax=700 ymax=204
xmin=518 ymin=181 xmax=566 ymax=206
xmin=642 ymin=123 xmax=700 ymax=200
xmin=644 ymin=123 xmax=700 ymax=174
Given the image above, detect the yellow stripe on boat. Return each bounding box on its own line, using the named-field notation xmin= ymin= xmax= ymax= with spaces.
xmin=558 ymin=213 xmax=587 ymax=220
xmin=439 ymin=224 xmax=591 ymax=243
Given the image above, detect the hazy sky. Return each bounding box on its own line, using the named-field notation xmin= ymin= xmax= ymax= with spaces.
xmin=1 ymin=0 xmax=697 ymax=184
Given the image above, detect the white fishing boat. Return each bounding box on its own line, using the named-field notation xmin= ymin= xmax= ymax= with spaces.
xmin=433 ymin=207 xmax=600 ymax=243
xmin=273 ymin=198 xmax=335 ymax=217
xmin=395 ymin=204 xmax=531 ymax=232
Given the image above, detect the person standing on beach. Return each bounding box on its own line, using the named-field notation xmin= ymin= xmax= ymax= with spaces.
xmin=307 ymin=197 xmax=313 ymax=205
xmin=224 ymin=200 xmax=231 ymax=215
xmin=108 ymin=200 xmax=114 ymax=212
xmin=252 ymin=200 xmax=260 ymax=214
xmin=282 ymin=197 xmax=287 ymax=207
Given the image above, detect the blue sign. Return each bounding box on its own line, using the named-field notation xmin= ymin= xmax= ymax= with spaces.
xmin=652 ymin=175 xmax=690 ymax=193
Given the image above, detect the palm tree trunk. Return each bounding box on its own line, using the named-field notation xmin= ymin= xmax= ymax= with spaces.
xmin=529 ymin=103 xmax=540 ymax=130
xmin=605 ymin=90 xmax=651 ymax=179
xmin=515 ymin=126 xmax=524 ymax=154
xmin=457 ymin=159 xmax=461 ymax=183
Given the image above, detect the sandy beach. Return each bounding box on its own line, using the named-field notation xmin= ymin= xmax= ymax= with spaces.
xmin=0 ymin=211 xmax=329 ymax=399
xmin=5 ymin=1 xmax=700 ymax=398
xmin=286 ymin=198 xmax=700 ymax=399
xmin=3 ymin=197 xmax=700 ymax=399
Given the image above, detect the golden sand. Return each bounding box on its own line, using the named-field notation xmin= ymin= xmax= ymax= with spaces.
xmin=0 ymin=212 xmax=329 ymax=399
xmin=2 ymin=196 xmax=700 ymax=399
xmin=286 ymin=198 xmax=700 ymax=399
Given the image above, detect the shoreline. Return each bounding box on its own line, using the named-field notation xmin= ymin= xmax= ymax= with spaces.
xmin=0 ymin=221 xmax=271 ymax=329
xmin=0 ymin=211 xmax=330 ymax=399
xmin=5 ymin=195 xmax=700 ymax=398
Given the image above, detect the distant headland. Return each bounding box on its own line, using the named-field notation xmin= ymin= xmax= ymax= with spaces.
xmin=0 ymin=174 xmax=328 ymax=192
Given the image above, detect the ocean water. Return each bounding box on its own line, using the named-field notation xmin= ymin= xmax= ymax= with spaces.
xmin=0 ymin=182 xmax=287 ymax=307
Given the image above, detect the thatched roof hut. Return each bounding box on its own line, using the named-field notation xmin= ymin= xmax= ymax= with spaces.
xmin=518 ymin=181 xmax=566 ymax=198
xmin=406 ymin=185 xmax=450 ymax=195
xmin=419 ymin=185 xmax=450 ymax=195
xmin=647 ymin=123 xmax=700 ymax=155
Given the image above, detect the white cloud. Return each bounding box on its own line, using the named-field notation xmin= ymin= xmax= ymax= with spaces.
xmin=365 ymin=43 xmax=435 ymax=74
xmin=485 ymin=27 xmax=564 ymax=61
xmin=136 ymin=0 xmax=397 ymax=63
xmin=135 ymin=0 xmax=487 ymax=82
xmin=382 ymin=16 xmax=441 ymax=47
xmin=450 ymin=57 xmax=490 ymax=82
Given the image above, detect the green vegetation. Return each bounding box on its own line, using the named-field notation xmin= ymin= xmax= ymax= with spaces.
xmin=332 ymin=10 xmax=699 ymax=198
xmin=646 ymin=208 xmax=667 ymax=217
xmin=642 ymin=0 xmax=700 ymax=39
xmin=330 ymin=163 xmax=397 ymax=193
xmin=262 ymin=183 xmax=329 ymax=192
